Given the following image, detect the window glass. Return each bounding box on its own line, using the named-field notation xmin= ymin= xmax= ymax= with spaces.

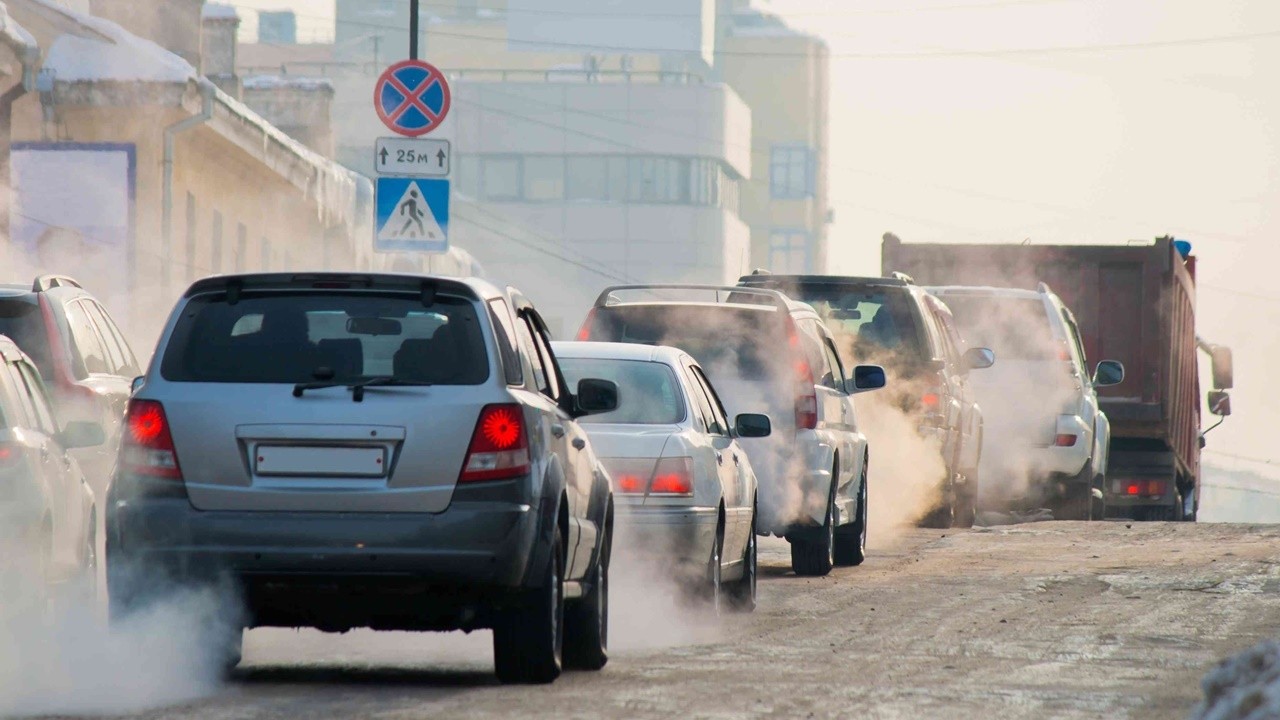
xmin=261 ymin=238 xmax=271 ymax=271
xmin=683 ymin=365 xmax=718 ymax=434
xmin=185 ymin=192 xmax=198 ymax=282
xmin=941 ymin=295 xmax=1061 ymax=361
xmin=15 ymin=361 xmax=56 ymax=433
xmin=211 ymin=210 xmax=224 ymax=273
xmin=606 ymin=156 xmax=628 ymax=201
xmin=798 ymin=318 xmax=829 ymax=384
xmin=770 ymin=145 xmax=814 ymax=199
xmin=3 ymin=362 xmax=34 ymax=427
xmin=691 ymin=366 xmax=730 ymax=435
xmin=482 ymin=156 xmax=521 ymax=201
xmin=526 ymin=314 xmax=563 ymax=401
xmin=523 ymin=156 xmax=564 ymax=201
xmin=768 ymin=230 xmax=809 ymax=273
xmin=0 ymin=300 xmax=54 ymax=380
xmin=160 ymin=292 xmax=489 ymax=385
xmin=559 ymin=358 xmax=684 ymax=425
xmin=566 ymin=156 xmax=608 ymax=201
xmin=487 ymin=298 xmax=524 ymax=385
xmin=514 ymin=315 xmax=550 ymax=395
xmin=822 ymin=339 xmax=845 ymax=390
xmin=65 ymin=301 xmax=109 ymax=376
xmin=96 ymin=303 xmax=139 ymax=374
xmin=1062 ymin=310 xmax=1089 ymax=373
xmin=81 ymin=301 xmax=127 ymax=375
xmin=457 ymin=155 xmax=480 ymax=199
xmin=235 ymin=223 xmax=248 ymax=272
xmin=0 ymin=363 xmax=25 ymax=428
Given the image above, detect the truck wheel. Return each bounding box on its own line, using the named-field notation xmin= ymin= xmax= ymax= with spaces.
xmin=726 ymin=502 xmax=758 ymax=612
xmin=494 ymin=527 xmax=565 ymax=684
xmin=791 ymin=481 xmax=835 ymax=577
xmin=1148 ymin=489 xmax=1184 ymax=522
xmin=834 ymin=468 xmax=868 ymax=567
xmin=563 ymin=523 xmax=609 ymax=671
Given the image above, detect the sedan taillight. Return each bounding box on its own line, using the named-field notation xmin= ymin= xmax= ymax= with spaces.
xmin=603 ymin=457 xmax=694 ymax=497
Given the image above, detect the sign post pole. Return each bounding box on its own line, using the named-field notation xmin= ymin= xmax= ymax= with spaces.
xmin=409 ymin=0 xmax=419 ymax=60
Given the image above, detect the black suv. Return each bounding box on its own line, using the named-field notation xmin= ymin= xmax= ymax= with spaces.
xmin=738 ymin=272 xmax=994 ymax=527
xmin=0 ymin=275 xmax=140 ymax=497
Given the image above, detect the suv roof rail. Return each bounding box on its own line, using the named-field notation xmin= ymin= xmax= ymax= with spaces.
xmin=32 ymin=274 xmax=83 ymax=292
xmin=592 ymin=284 xmax=790 ymax=311
xmin=749 ymin=268 xmax=772 ymax=276
xmin=1037 ymin=281 xmax=1053 ymax=294
xmin=890 ymin=271 xmax=915 ymax=285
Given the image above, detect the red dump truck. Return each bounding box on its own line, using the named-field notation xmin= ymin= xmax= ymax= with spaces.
xmin=882 ymin=235 xmax=1233 ymax=521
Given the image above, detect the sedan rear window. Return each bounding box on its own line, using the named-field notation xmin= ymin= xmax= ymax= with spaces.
xmin=582 ymin=306 xmax=783 ymax=381
xmin=559 ymin=358 xmax=685 ymax=425
xmin=161 ymin=292 xmax=489 ymax=384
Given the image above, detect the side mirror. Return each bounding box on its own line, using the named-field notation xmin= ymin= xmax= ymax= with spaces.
xmin=846 ymin=364 xmax=887 ymax=394
xmin=962 ymin=347 xmax=995 ymax=371
xmin=1093 ymin=360 xmax=1125 ymax=387
xmin=734 ymin=413 xmax=772 ymax=438
xmin=131 ymin=376 xmax=144 ymax=394
xmin=59 ymin=420 xmax=106 ymax=449
xmin=575 ymin=378 xmax=619 ymax=415
xmin=1210 ymin=346 xmax=1233 ymax=389
xmin=1208 ymin=390 xmax=1231 ymax=417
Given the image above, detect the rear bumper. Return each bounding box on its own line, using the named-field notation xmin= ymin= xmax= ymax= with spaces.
xmin=615 ymin=504 xmax=718 ymax=570
xmin=105 ymin=476 xmax=552 ymax=630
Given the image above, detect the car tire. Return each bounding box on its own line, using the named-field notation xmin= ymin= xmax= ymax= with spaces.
xmin=563 ymin=525 xmax=609 ymax=671
xmin=215 ymin=626 xmax=244 ymax=676
xmin=1091 ymin=475 xmax=1107 ymax=521
xmin=705 ymin=527 xmax=724 ymax=614
xmin=1148 ymin=487 xmax=1184 ymax=522
xmin=494 ymin=526 xmax=565 ymax=684
xmin=791 ymin=481 xmax=835 ymax=577
xmin=918 ymin=500 xmax=954 ymax=529
xmin=65 ymin=511 xmax=98 ymax=609
xmin=834 ymin=469 xmax=867 ymax=567
xmin=954 ymin=473 xmax=978 ymax=529
xmin=726 ymin=503 xmax=758 ymax=613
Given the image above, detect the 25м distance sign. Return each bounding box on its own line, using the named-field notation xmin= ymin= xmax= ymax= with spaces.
xmin=374 ymin=59 xmax=451 ymax=137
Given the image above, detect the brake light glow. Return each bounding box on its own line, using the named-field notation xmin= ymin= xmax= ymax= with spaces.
xmin=576 ymin=309 xmax=596 ymax=341
xmin=1054 ymin=434 xmax=1078 ymax=447
xmin=648 ymin=457 xmax=695 ymax=496
xmin=1114 ymin=479 xmax=1167 ymax=497
xmin=602 ymin=457 xmax=694 ymax=496
xmin=922 ymin=392 xmax=941 ymax=409
xmin=121 ymin=399 xmax=182 ymax=480
xmin=0 ymin=444 xmax=16 ymax=467
xmin=784 ymin=315 xmax=819 ymax=430
xmin=460 ymin=404 xmax=530 ymax=483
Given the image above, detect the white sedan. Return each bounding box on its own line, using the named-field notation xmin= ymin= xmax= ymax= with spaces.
xmin=553 ymin=341 xmax=771 ymax=612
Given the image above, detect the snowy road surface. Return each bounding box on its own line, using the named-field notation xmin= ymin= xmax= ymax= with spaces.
xmin=18 ymin=522 xmax=1280 ymax=720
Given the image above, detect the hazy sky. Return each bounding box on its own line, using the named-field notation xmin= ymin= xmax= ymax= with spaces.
xmin=227 ymin=0 xmax=1279 ymax=468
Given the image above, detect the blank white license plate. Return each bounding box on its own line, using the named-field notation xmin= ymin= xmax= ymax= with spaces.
xmin=255 ymin=446 xmax=386 ymax=477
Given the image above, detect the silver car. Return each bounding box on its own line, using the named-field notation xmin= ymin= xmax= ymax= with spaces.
xmin=577 ymin=285 xmax=888 ymax=577
xmin=553 ymin=341 xmax=770 ymax=612
xmin=0 ymin=335 xmax=103 ymax=606
xmin=107 ymin=273 xmax=619 ymax=684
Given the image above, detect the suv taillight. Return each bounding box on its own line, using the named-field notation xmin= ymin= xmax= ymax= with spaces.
xmin=576 ymin=309 xmax=596 ymax=341
xmin=603 ymin=457 xmax=694 ymax=497
xmin=785 ymin=315 xmax=819 ymax=430
xmin=460 ymin=404 xmax=531 ymax=483
xmin=121 ymin=399 xmax=182 ymax=480
xmin=0 ymin=443 xmax=18 ymax=469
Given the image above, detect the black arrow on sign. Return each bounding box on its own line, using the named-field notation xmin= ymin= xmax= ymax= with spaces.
xmin=379 ymin=147 xmax=388 ymax=165
xmin=436 ymin=149 xmax=446 ymax=167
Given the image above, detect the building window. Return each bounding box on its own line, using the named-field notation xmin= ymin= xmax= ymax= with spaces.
xmin=566 ymin=156 xmax=607 ymax=201
xmin=770 ymin=145 xmax=814 ymax=199
xmin=629 ymin=157 xmax=689 ymax=203
xmin=769 ymin=230 xmax=810 ymax=273
xmin=457 ymin=155 xmax=479 ymax=199
xmin=261 ymin=238 xmax=271 ymax=271
xmin=235 ymin=223 xmax=248 ymax=272
xmin=481 ymin=156 xmax=521 ymax=201
xmin=523 ymin=156 xmax=564 ymax=201
xmin=211 ymin=210 xmax=223 ymax=273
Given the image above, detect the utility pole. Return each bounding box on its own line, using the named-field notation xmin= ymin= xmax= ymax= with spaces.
xmin=409 ymin=0 xmax=419 ymax=60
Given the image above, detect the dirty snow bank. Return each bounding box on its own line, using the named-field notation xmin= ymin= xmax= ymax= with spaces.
xmin=1190 ymin=640 xmax=1280 ymax=720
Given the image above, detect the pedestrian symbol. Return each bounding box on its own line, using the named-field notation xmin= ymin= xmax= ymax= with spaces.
xmin=375 ymin=177 xmax=449 ymax=252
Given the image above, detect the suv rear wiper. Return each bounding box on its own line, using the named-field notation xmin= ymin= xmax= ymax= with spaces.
xmin=292 ymin=376 xmax=432 ymax=401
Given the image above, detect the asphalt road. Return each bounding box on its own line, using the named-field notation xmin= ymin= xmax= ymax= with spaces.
xmin=21 ymin=521 xmax=1280 ymax=720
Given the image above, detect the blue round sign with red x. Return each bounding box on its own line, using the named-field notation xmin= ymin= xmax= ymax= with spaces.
xmin=374 ymin=59 xmax=451 ymax=137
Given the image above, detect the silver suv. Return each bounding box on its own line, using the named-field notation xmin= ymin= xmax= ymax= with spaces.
xmin=107 ymin=273 xmax=619 ymax=684
xmin=577 ymin=285 xmax=886 ymax=577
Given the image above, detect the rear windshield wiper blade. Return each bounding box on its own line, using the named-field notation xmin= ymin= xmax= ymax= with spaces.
xmin=292 ymin=376 xmax=432 ymax=400
xmin=347 ymin=376 xmax=432 ymax=402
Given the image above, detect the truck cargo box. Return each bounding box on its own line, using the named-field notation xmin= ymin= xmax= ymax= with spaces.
xmin=881 ymin=236 xmax=1201 ymax=481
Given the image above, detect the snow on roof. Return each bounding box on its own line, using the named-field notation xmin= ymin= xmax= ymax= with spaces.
xmin=0 ymin=3 xmax=37 ymax=55
xmin=201 ymin=3 xmax=238 ymax=21
xmin=242 ymin=74 xmax=334 ymax=92
xmin=31 ymin=0 xmax=197 ymax=82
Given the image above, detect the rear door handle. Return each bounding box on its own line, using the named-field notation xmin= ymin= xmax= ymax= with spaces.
xmin=551 ymin=424 xmax=566 ymax=438
xmin=572 ymin=438 xmax=586 ymax=450
xmin=732 ymin=454 xmax=740 ymax=465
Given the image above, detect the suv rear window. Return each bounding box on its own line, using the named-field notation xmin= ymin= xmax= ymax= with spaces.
xmin=759 ymin=284 xmax=924 ymax=364
xmin=583 ymin=306 xmax=783 ymax=380
xmin=559 ymin=358 xmax=685 ymax=425
xmin=161 ymin=292 xmax=489 ymax=384
xmin=939 ymin=295 xmax=1059 ymax=360
xmin=0 ymin=300 xmax=53 ymax=380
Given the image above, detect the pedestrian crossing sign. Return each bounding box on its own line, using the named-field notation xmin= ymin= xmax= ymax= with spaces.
xmin=374 ymin=177 xmax=449 ymax=252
